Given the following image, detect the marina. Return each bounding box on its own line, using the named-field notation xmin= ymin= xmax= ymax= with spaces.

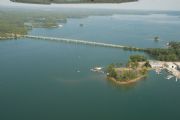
xmin=149 ymin=61 xmax=180 ymax=80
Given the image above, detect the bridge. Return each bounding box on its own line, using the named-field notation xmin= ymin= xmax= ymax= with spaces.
xmin=23 ymin=35 xmax=142 ymax=50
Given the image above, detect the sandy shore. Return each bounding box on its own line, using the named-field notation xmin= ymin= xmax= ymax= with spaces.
xmin=108 ymin=75 xmax=146 ymax=85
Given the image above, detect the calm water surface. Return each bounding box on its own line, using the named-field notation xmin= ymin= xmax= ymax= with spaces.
xmin=0 ymin=11 xmax=180 ymax=120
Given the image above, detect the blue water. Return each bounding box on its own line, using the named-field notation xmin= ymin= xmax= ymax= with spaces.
xmin=0 ymin=10 xmax=180 ymax=120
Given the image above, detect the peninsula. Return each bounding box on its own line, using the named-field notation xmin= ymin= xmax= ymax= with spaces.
xmin=106 ymin=41 xmax=180 ymax=85
xmin=106 ymin=55 xmax=151 ymax=85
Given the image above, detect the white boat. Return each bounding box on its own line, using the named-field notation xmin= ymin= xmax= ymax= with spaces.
xmin=166 ymin=75 xmax=174 ymax=80
xmin=90 ymin=67 xmax=103 ymax=72
xmin=58 ymin=24 xmax=63 ymax=28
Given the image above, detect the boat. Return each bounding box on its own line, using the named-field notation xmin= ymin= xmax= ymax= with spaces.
xmin=154 ymin=36 xmax=160 ymax=41
xmin=58 ymin=24 xmax=63 ymax=28
xmin=176 ymin=77 xmax=178 ymax=82
xmin=166 ymin=75 xmax=174 ymax=80
xmin=90 ymin=67 xmax=103 ymax=72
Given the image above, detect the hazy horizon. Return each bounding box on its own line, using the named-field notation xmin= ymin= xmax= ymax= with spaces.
xmin=0 ymin=0 xmax=180 ymax=11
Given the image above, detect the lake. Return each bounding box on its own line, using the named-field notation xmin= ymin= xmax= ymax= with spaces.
xmin=0 ymin=10 xmax=180 ymax=120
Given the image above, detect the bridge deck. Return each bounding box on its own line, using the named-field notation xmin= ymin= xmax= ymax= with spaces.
xmin=23 ymin=35 xmax=141 ymax=50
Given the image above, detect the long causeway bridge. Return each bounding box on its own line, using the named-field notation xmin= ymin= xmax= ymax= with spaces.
xmin=23 ymin=35 xmax=142 ymax=50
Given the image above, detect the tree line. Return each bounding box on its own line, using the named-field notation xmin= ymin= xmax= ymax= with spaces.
xmin=145 ymin=42 xmax=180 ymax=61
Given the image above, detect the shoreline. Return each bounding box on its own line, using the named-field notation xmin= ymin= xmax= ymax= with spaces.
xmin=0 ymin=34 xmax=24 ymax=40
xmin=107 ymin=75 xmax=147 ymax=85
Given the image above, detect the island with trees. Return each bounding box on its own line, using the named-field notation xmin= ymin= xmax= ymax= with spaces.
xmin=106 ymin=41 xmax=180 ymax=85
xmin=106 ymin=55 xmax=151 ymax=85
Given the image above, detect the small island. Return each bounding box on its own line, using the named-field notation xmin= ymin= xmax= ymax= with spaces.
xmin=106 ymin=55 xmax=151 ymax=85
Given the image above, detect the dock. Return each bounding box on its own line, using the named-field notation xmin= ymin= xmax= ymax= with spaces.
xmin=149 ymin=60 xmax=180 ymax=80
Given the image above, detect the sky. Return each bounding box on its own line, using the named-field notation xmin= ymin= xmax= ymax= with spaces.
xmin=0 ymin=0 xmax=180 ymax=11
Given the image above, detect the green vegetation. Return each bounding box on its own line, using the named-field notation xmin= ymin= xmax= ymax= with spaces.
xmin=116 ymin=69 xmax=138 ymax=81
xmin=0 ymin=9 xmax=63 ymax=38
xmin=127 ymin=55 xmax=147 ymax=69
xmin=122 ymin=42 xmax=180 ymax=62
xmin=123 ymin=46 xmax=143 ymax=51
xmin=106 ymin=64 xmax=117 ymax=79
xmin=107 ymin=55 xmax=149 ymax=83
xmin=1 ymin=7 xmax=133 ymax=39
xmin=0 ymin=7 xmax=179 ymax=63
xmin=145 ymin=41 xmax=180 ymax=61
xmin=0 ymin=12 xmax=27 ymax=37
xmin=129 ymin=55 xmax=147 ymax=62
xmin=0 ymin=8 xmax=97 ymax=38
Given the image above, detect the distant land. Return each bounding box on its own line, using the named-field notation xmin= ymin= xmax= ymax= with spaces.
xmin=0 ymin=7 xmax=179 ymax=62
xmin=0 ymin=7 xmax=179 ymax=38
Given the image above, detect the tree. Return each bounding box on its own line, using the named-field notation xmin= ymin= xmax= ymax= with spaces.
xmin=129 ymin=55 xmax=147 ymax=62
xmin=106 ymin=64 xmax=117 ymax=78
xmin=140 ymin=67 xmax=148 ymax=75
xmin=128 ymin=61 xmax=139 ymax=69
xmin=144 ymin=61 xmax=151 ymax=68
xmin=115 ymin=63 xmax=123 ymax=67
xmin=145 ymin=42 xmax=180 ymax=61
